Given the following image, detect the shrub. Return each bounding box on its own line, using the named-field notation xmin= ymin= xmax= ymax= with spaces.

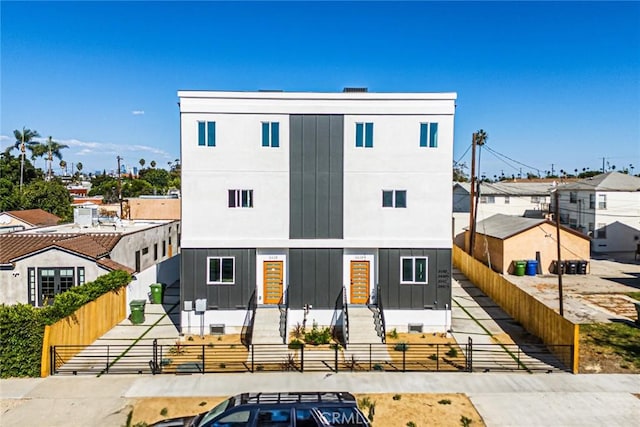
xmin=407 ymin=422 xmax=417 ymax=427
xmin=460 ymin=415 xmax=473 ymax=427
xmin=394 ymin=342 xmax=409 ymax=352
xmin=446 ymin=348 xmax=458 ymax=358
xmin=288 ymin=339 xmax=304 ymax=350
xmin=0 ymin=270 xmax=131 ymax=378
xmin=428 ymin=354 xmax=438 ymax=361
xmin=438 ymin=399 xmax=452 ymax=405
xmin=387 ymin=328 xmax=399 ymax=339
xmin=372 ymin=363 xmax=384 ymax=371
xmin=358 ymin=396 xmax=372 ymax=409
xmin=303 ymin=322 xmax=331 ymax=345
xmin=393 ymin=394 xmax=402 ymax=401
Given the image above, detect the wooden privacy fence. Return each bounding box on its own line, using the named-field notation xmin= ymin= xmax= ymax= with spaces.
xmin=41 ymin=290 xmax=127 ymax=377
xmin=452 ymin=245 xmax=579 ymax=373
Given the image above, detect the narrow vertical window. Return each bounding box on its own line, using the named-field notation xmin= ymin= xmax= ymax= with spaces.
xmin=429 ymin=123 xmax=438 ymax=147
xmin=419 ymin=123 xmax=428 ymax=147
xmin=395 ymin=190 xmax=407 ymax=208
xmin=28 ymin=267 xmax=36 ymax=306
xmin=207 ymin=121 xmax=216 ymax=146
xmin=271 ymin=122 xmax=279 ymax=147
xmin=228 ymin=190 xmax=253 ymax=208
xmin=365 ymin=122 xmax=374 ymax=147
xmin=198 ymin=121 xmax=206 ymax=146
xmin=382 ymin=191 xmax=393 ymax=207
xmin=77 ymin=267 xmax=85 ymax=286
xmin=228 ymin=190 xmax=237 ymax=208
xmin=262 ymin=122 xmax=270 ymax=147
xmin=154 ymin=243 xmax=158 ymax=260
xmin=355 ymin=123 xmax=364 ymax=147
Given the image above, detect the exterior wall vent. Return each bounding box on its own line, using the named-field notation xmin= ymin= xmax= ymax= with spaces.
xmin=343 ymin=87 xmax=368 ymax=93
xmin=408 ymin=323 xmax=423 ymax=333
xmin=210 ymin=324 xmax=225 ymax=335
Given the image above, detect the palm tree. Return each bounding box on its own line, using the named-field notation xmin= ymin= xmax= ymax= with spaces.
xmin=139 ymin=158 xmax=145 ymax=169
xmin=76 ymin=162 xmax=83 ymax=173
xmin=43 ymin=136 xmax=69 ymax=179
xmin=14 ymin=127 xmax=41 ymax=191
xmin=150 ymin=160 xmax=156 ymax=168
xmin=60 ymin=160 xmax=67 ymax=175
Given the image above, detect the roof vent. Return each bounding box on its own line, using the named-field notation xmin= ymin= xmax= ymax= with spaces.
xmin=343 ymin=87 xmax=368 ymax=93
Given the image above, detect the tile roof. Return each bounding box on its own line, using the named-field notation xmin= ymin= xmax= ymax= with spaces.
xmin=559 ymin=172 xmax=640 ymax=192
xmin=96 ymin=258 xmax=134 ymax=274
xmin=3 ymin=209 xmax=60 ymax=226
xmin=0 ymin=233 xmax=121 ymax=264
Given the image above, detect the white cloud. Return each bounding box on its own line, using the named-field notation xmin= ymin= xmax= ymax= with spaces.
xmin=132 ymin=110 xmax=145 ymax=115
xmin=0 ymin=135 xmax=9 ymax=141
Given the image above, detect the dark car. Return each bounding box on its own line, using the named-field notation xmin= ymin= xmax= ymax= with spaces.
xmin=151 ymin=391 xmax=370 ymax=427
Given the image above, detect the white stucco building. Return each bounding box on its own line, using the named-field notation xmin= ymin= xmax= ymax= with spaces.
xmin=553 ymin=172 xmax=640 ymax=253
xmin=179 ymin=89 xmax=457 ymax=343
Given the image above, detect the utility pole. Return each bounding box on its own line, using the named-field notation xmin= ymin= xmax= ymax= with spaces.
xmin=468 ymin=133 xmax=477 ymax=254
xmin=554 ymin=190 xmax=564 ymax=316
xmin=602 ymin=157 xmax=605 ymax=173
xmin=551 ymin=163 xmax=555 ymax=176
xmin=117 ymin=156 xmax=124 ymax=218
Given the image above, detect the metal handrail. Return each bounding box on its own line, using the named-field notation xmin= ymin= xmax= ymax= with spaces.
xmin=240 ymin=290 xmax=257 ymax=348
xmin=343 ymin=286 xmax=349 ymax=346
xmin=376 ymin=285 xmax=386 ymax=343
xmin=278 ymin=285 xmax=288 ymax=344
xmin=330 ymin=286 xmax=349 ymax=348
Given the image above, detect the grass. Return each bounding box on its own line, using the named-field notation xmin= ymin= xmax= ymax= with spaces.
xmin=581 ymin=323 xmax=640 ymax=369
xmin=626 ymin=292 xmax=640 ymax=302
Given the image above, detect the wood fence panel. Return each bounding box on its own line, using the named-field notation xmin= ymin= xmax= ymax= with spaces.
xmin=453 ymin=246 xmax=579 ymax=373
xmin=41 ymin=289 xmax=127 ymax=377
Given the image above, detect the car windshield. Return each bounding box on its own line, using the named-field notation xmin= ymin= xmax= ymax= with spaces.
xmin=197 ymin=397 xmax=234 ymax=426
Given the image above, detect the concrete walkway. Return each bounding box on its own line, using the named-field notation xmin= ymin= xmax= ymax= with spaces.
xmin=1 ymin=373 xmax=638 ymax=426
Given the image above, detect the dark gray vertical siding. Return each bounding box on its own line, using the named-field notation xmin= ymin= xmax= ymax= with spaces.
xmin=288 ymin=249 xmax=343 ymax=309
xmin=290 ymin=115 xmax=343 ymax=239
xmin=180 ymin=248 xmax=256 ymax=310
xmin=378 ymin=248 xmax=451 ymax=310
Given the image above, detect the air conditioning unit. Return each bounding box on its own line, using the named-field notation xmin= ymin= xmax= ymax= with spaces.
xmin=210 ymin=324 xmax=225 ymax=335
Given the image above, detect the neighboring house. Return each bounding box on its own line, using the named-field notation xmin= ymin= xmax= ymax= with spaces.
xmin=466 ymin=214 xmax=590 ymax=274
xmin=453 ymin=182 xmax=552 ymax=218
xmin=179 ymin=89 xmax=457 ymax=338
xmin=0 ymin=209 xmax=61 ymax=234
xmin=0 ymin=219 xmax=181 ymax=307
xmin=554 ymin=172 xmax=640 ymax=253
xmin=127 ymin=197 xmax=181 ymax=220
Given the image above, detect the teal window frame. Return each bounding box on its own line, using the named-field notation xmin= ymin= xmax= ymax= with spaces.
xmin=420 ymin=122 xmax=438 ymax=148
xmin=198 ymin=121 xmax=216 ymax=147
xmin=356 ymin=122 xmax=374 ymax=148
xmin=261 ymin=122 xmax=280 ymax=147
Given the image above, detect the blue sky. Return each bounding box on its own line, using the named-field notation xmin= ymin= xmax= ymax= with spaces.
xmin=1 ymin=1 xmax=639 ymax=177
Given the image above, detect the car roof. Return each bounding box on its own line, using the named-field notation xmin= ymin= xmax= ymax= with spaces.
xmin=232 ymin=392 xmax=358 ymax=406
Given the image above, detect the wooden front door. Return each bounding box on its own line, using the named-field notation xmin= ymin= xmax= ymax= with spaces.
xmin=350 ymin=261 xmax=370 ymax=304
xmin=263 ymin=261 xmax=284 ymax=304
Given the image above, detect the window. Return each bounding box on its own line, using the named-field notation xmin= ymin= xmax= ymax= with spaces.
xmin=355 ymin=122 xmax=374 ymax=147
xmin=228 ymin=190 xmax=253 ymax=208
xmin=531 ymin=196 xmax=541 ymax=203
xmin=78 ymin=267 xmax=85 ymax=286
xmin=207 ymin=257 xmax=235 ymax=284
xmin=162 ymin=240 xmax=166 ymax=257
xmin=142 ymin=247 xmax=149 ymax=255
xmin=198 ymin=121 xmax=216 ymax=147
xmin=598 ymin=194 xmax=606 ymax=209
xmin=568 ymin=217 xmax=577 ymax=229
xmin=588 ymin=222 xmax=595 ymax=236
xmin=38 ymin=268 xmax=75 ymax=306
xmin=569 ymin=192 xmax=577 ymax=204
xmin=419 ymin=122 xmax=438 ymax=147
xmin=589 ymin=194 xmax=595 ymax=209
xmin=401 ymin=257 xmax=428 ymax=284
xmin=382 ymin=190 xmax=406 ymax=208
xmin=28 ymin=268 xmax=36 ymax=306
xmin=596 ymin=223 xmax=607 ymax=239
xmin=257 ymin=408 xmax=291 ymax=425
xmin=504 ymin=196 xmax=510 ymax=204
xmin=212 ymin=410 xmax=251 ymax=426
xmin=154 ymin=243 xmax=158 ymax=260
xmin=261 ymin=122 xmax=280 ymax=147
xmin=480 ymin=196 xmax=495 ymax=204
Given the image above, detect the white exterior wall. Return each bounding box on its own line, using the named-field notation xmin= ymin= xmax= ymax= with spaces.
xmin=0 ymin=249 xmax=108 ymax=305
xmin=594 ymin=191 xmax=640 ymax=252
xmin=475 ymin=195 xmax=550 ymax=221
xmin=109 ymin=221 xmax=179 ymax=271
xmin=384 ymin=309 xmax=452 ymax=333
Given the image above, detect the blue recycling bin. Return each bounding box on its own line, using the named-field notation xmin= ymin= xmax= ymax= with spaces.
xmin=525 ymin=260 xmax=538 ymax=276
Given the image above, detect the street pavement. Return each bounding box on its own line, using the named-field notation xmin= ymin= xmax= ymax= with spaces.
xmin=1 ymin=373 xmax=639 ymax=426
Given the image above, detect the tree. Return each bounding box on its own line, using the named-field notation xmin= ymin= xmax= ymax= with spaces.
xmin=122 ymin=178 xmax=153 ymax=197
xmin=21 ymin=180 xmax=73 ymax=222
xmin=76 ymin=162 xmax=83 ymax=173
xmin=41 ymin=137 xmax=69 ymax=179
xmin=13 ymin=127 xmax=41 ymax=191
xmin=150 ymin=160 xmax=156 ymax=168
xmin=0 ymin=178 xmax=21 ymax=211
xmin=0 ymin=151 xmax=42 ymax=185
xmin=453 ymin=163 xmax=469 ymax=182
xmin=139 ymin=167 xmax=170 ymax=191
xmin=139 ymin=158 xmax=145 ymax=169
xmin=59 ymin=160 xmax=67 ymax=175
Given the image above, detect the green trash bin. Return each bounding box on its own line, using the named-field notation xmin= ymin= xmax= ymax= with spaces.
xmin=150 ymin=283 xmax=164 ymax=304
xmin=129 ymin=300 xmax=146 ymax=325
xmin=513 ymin=260 xmax=527 ymax=276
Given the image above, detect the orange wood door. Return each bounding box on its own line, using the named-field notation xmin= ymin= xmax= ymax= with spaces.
xmin=263 ymin=261 xmax=283 ymax=304
xmin=350 ymin=261 xmax=370 ymax=304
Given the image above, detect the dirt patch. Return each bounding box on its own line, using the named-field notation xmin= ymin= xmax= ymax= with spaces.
xmin=129 ymin=393 xmax=485 ymax=427
xmin=579 ymin=323 xmax=640 ymax=374
xmin=580 ymin=294 xmax=639 ymax=320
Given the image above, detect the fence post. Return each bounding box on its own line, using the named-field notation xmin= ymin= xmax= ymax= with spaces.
xmin=300 ymin=346 xmax=304 ymax=373
xmin=335 ymin=345 xmax=338 ymax=373
xmin=402 ymin=347 xmax=406 ymax=372
xmin=436 ymin=345 xmax=439 ymax=371
xmin=369 ymin=344 xmax=372 ymax=371
xmin=50 ymin=345 xmax=55 ymax=375
xmin=202 ymin=345 xmax=205 ymax=374
xmin=152 ymin=339 xmax=157 ymax=375
xmin=106 ymin=345 xmax=110 ymax=374
xmin=251 ymin=345 xmax=254 ymax=373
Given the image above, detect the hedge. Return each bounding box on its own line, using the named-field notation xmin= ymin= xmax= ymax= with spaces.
xmin=0 ymin=270 xmax=131 ymax=378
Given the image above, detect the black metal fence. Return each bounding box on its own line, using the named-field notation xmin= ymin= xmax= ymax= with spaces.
xmin=50 ymin=340 xmax=572 ymax=376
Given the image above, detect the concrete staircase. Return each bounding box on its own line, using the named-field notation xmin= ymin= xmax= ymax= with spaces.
xmin=347 ymin=306 xmax=383 ymax=344
xmin=250 ymin=307 xmax=285 ymax=344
